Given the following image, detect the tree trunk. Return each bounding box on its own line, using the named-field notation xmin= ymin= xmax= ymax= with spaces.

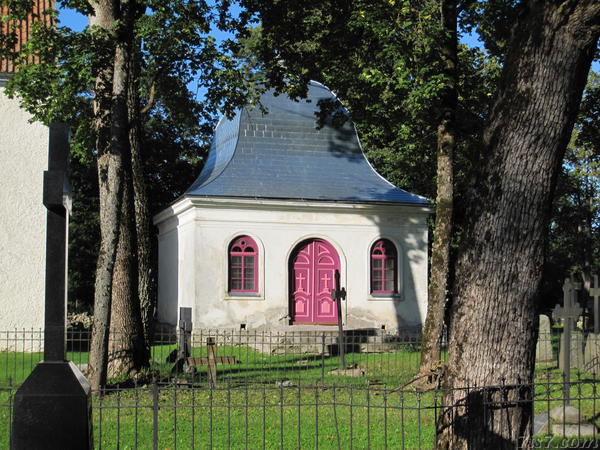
xmin=437 ymin=2 xmax=599 ymax=448
xmin=106 ymin=0 xmax=149 ymax=378
xmin=107 ymin=146 xmax=147 ymax=377
xmin=420 ymin=0 xmax=457 ymax=375
xmin=128 ymin=40 xmax=156 ymax=346
xmin=88 ymin=0 xmax=149 ymax=389
xmin=88 ymin=0 xmax=120 ymax=393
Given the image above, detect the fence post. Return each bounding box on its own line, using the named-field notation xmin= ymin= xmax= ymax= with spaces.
xmin=152 ymin=378 xmax=159 ymax=450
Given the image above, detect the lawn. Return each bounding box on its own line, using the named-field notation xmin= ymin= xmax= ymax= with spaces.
xmin=90 ymin=384 xmax=441 ymax=449
xmin=1 ymin=343 xmax=598 ymax=449
xmin=0 ymin=341 xmax=423 ymax=388
xmin=2 ymin=375 xmax=597 ymax=449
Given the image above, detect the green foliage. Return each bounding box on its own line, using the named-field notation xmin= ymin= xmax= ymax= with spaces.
xmin=1 ymin=0 xmax=261 ymax=310
xmin=241 ymin=0 xmax=501 ymax=203
xmin=68 ymin=156 xmax=99 ymax=309
xmin=460 ymin=0 xmax=522 ymax=61
xmin=543 ymin=73 xmax=600 ymax=308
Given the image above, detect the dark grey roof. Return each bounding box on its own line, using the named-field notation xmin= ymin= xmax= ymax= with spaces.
xmin=186 ymin=81 xmax=428 ymax=205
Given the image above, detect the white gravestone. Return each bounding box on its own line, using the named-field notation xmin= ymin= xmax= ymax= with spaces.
xmin=583 ymin=333 xmax=600 ymax=375
xmin=560 ymin=330 xmax=585 ymax=370
xmin=535 ymin=314 xmax=555 ymax=364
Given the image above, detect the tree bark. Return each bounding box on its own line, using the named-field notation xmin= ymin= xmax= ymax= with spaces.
xmin=88 ymin=0 xmax=149 ymax=389
xmin=420 ymin=0 xmax=457 ymax=375
xmin=128 ymin=39 xmax=156 ymax=346
xmin=437 ymin=1 xmax=599 ymax=448
xmin=88 ymin=0 xmax=121 ymax=393
xmin=107 ymin=142 xmax=147 ymax=377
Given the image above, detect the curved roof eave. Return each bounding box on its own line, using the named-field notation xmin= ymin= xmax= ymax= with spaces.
xmin=185 ymin=81 xmax=429 ymax=206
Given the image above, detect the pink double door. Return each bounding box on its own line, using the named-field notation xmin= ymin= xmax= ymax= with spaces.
xmin=291 ymin=239 xmax=340 ymax=324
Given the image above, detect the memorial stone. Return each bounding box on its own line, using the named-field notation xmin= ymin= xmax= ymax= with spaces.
xmin=535 ymin=314 xmax=555 ymax=365
xmin=559 ymin=330 xmax=584 ymax=370
xmin=11 ymin=125 xmax=91 ymax=450
xmin=589 ymin=275 xmax=600 ymax=334
xmin=583 ymin=333 xmax=600 ymax=375
xmin=552 ymin=277 xmax=583 ymax=404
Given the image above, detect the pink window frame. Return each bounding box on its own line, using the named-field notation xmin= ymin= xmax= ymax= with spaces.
xmin=370 ymin=239 xmax=398 ymax=294
xmin=228 ymin=236 xmax=258 ymax=293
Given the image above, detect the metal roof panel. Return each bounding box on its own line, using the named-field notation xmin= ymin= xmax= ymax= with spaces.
xmin=186 ymin=81 xmax=429 ymax=205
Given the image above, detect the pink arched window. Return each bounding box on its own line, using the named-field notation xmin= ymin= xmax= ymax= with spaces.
xmin=228 ymin=236 xmax=258 ymax=293
xmin=370 ymin=239 xmax=397 ymax=294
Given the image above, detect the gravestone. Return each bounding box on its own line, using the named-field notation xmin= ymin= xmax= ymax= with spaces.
xmin=552 ymin=277 xmax=582 ymax=404
xmin=171 ymin=307 xmax=192 ymax=374
xmin=559 ymin=330 xmax=584 ymax=370
xmin=549 ymin=405 xmax=598 ymax=437
xmin=583 ymin=333 xmax=600 ymax=375
xmin=11 ymin=125 xmax=91 ymax=450
xmin=331 ymin=269 xmax=347 ymax=370
xmin=535 ymin=314 xmax=555 ymax=364
xmin=589 ymin=275 xmax=600 ymax=334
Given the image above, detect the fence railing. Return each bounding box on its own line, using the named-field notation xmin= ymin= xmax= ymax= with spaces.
xmin=1 ymin=328 xmax=427 ymax=388
xmin=3 ymin=327 xmax=600 ymax=387
xmin=1 ymin=378 xmax=598 ymax=449
xmin=1 ymin=328 xmax=599 ymax=448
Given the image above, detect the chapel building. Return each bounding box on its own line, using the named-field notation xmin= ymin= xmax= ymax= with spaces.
xmin=154 ymin=81 xmax=431 ymax=331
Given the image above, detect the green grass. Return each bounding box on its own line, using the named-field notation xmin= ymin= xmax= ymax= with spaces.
xmin=88 ymin=384 xmax=439 ymax=449
xmin=2 ymin=376 xmax=597 ymax=449
xmin=0 ymin=342 xmax=423 ymax=388
xmin=1 ymin=345 xmax=598 ymax=449
xmin=173 ymin=344 xmax=421 ymax=387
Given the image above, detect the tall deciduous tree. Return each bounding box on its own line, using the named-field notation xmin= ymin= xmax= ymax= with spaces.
xmin=439 ymin=1 xmax=599 ymax=447
xmin=2 ymin=0 xmax=259 ymax=389
xmin=419 ymin=0 xmax=458 ymax=374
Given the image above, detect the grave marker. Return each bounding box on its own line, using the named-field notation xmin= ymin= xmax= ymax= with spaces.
xmin=589 ymin=275 xmax=600 ymax=334
xmin=559 ymin=330 xmax=584 ymax=370
xmin=535 ymin=315 xmax=554 ymax=364
xmin=331 ymin=270 xmax=347 ymax=370
xmin=11 ymin=125 xmax=91 ymax=449
xmin=207 ymin=337 xmax=217 ymax=387
xmin=552 ymin=277 xmax=582 ymax=405
xmin=171 ymin=307 xmax=192 ymax=373
xmin=584 ymin=333 xmax=600 ymax=375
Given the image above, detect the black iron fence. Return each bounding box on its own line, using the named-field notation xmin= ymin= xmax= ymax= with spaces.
xmin=1 ymin=377 xmax=598 ymax=449
xmin=1 ymin=328 xmax=427 ymax=388
xmin=1 ymin=328 xmax=600 ymax=448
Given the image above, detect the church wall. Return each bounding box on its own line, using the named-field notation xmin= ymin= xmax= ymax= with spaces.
xmin=155 ymin=198 xmax=429 ymax=332
xmin=0 ymin=84 xmax=48 ymax=339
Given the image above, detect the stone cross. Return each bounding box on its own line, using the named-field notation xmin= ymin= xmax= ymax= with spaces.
xmin=331 ymin=270 xmax=347 ymax=370
xmin=589 ymin=275 xmax=600 ymax=334
xmin=12 ymin=125 xmax=91 ymax=449
xmin=42 ymin=124 xmax=72 ymax=361
xmin=171 ymin=307 xmax=192 ymax=374
xmin=553 ymin=277 xmax=583 ymax=404
xmin=179 ymin=307 xmax=192 ymax=361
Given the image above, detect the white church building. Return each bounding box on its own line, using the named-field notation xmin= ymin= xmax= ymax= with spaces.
xmin=0 ymin=4 xmax=51 ymax=335
xmin=155 ymin=82 xmax=431 ymax=331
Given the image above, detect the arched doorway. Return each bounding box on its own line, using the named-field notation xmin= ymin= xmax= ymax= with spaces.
xmin=289 ymin=239 xmax=340 ymax=324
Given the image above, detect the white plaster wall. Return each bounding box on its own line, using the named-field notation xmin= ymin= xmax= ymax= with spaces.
xmin=155 ymin=198 xmax=430 ymax=331
xmin=0 ymin=86 xmax=48 ymax=336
